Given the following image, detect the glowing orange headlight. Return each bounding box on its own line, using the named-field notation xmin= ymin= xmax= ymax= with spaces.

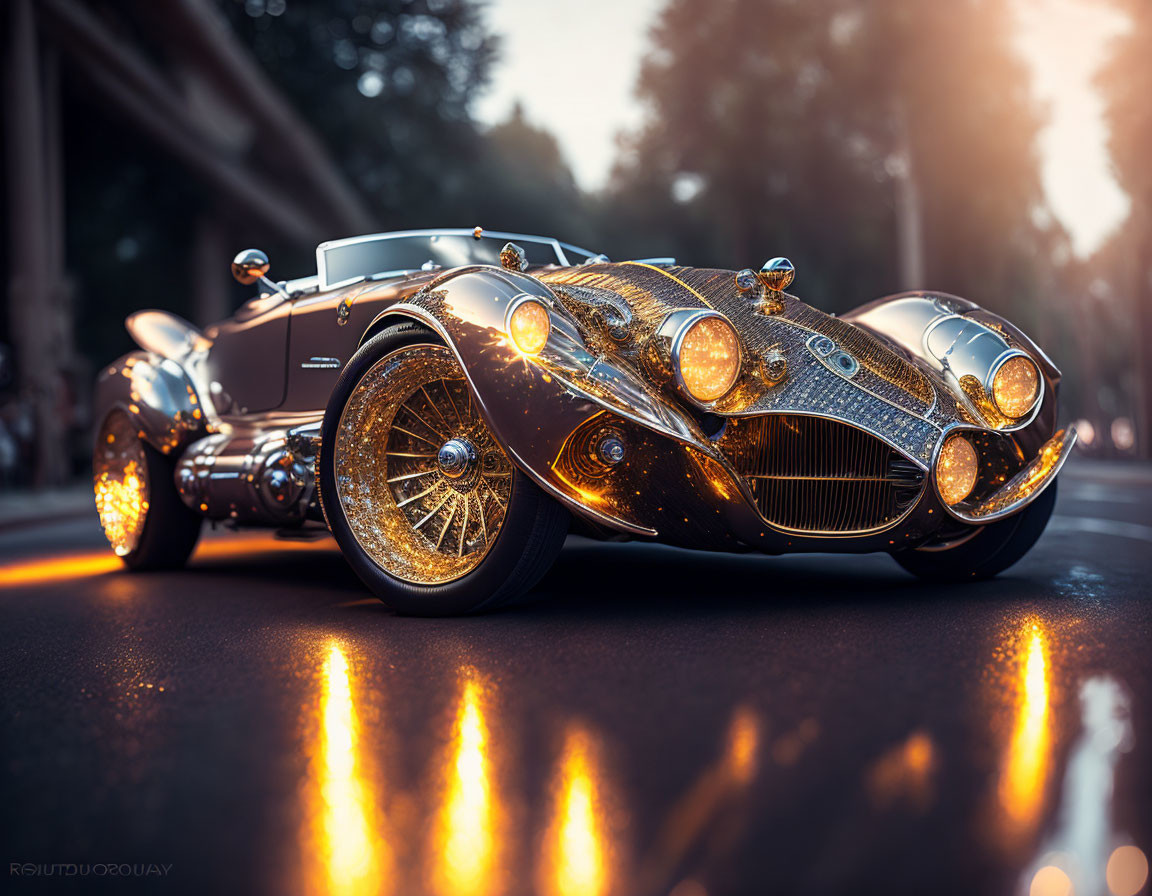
xmin=936 ymin=434 xmax=978 ymax=506
xmin=676 ymin=314 xmax=741 ymax=402
xmin=507 ymin=299 xmax=550 ymax=355
xmin=991 ymin=355 xmax=1040 ymax=419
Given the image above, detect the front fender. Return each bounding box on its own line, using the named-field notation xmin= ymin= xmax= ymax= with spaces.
xmin=842 ymin=291 xmax=1061 ymax=456
xmin=362 ymin=266 xmax=755 ymax=536
xmin=94 ymin=352 xmax=207 ymax=454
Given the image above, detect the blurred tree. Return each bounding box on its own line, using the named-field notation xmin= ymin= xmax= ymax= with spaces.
xmin=218 ymin=0 xmax=499 ymax=232
xmin=606 ymin=0 xmax=1056 ymax=323
xmin=463 ymin=104 xmax=598 ymax=247
xmin=1099 ymin=0 xmax=1151 ymax=454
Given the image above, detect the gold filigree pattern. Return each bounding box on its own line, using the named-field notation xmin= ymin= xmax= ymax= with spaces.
xmin=93 ymin=411 xmax=150 ymax=557
xmin=334 ymin=345 xmax=512 ymax=584
xmin=541 ymin=263 xmax=937 ymax=424
xmin=958 ymin=375 xmax=1014 ymax=429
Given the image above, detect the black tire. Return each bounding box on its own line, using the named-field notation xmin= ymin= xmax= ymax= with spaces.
xmin=319 ymin=324 xmax=569 ymax=615
xmin=892 ymin=479 xmax=1058 ymax=581
xmin=94 ymin=411 xmax=202 ymax=571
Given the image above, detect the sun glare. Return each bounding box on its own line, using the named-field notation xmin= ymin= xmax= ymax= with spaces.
xmin=1015 ymin=0 xmax=1130 ymax=256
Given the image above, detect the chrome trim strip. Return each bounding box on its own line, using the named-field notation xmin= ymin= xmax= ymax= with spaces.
xmin=301 ymin=356 xmax=341 ymax=369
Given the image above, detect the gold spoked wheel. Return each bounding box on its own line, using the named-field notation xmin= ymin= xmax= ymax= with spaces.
xmin=333 ymin=344 xmax=513 ymax=585
xmin=94 ymin=410 xmax=151 ymax=557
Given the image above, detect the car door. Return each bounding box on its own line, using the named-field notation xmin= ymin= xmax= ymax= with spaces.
xmin=280 ymin=279 xmax=419 ymax=414
xmin=203 ymin=294 xmax=291 ymax=415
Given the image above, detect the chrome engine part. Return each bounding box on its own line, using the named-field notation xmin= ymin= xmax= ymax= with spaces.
xmin=175 ymin=423 xmax=319 ymax=524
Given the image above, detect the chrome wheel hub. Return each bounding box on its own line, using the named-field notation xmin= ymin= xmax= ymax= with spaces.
xmin=437 ymin=438 xmax=477 ymax=482
xmin=333 ymin=345 xmax=513 ymax=585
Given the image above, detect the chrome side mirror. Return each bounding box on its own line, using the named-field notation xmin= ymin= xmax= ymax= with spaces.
xmin=231 ymin=249 xmax=288 ymax=298
xmin=231 ymin=249 xmax=270 ymax=284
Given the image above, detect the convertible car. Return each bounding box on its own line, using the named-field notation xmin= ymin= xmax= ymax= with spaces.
xmin=93 ymin=228 xmax=1074 ymax=614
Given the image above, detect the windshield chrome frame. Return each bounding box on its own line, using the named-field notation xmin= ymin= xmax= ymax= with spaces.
xmin=316 ymin=228 xmax=601 ymax=291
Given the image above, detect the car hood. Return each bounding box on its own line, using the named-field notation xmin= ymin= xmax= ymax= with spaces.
xmin=541 ymin=262 xmax=972 ymax=469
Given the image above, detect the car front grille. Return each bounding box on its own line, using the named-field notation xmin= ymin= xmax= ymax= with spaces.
xmin=722 ymin=414 xmax=925 ymax=534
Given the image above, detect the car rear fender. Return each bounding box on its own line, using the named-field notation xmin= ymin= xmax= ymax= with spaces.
xmin=93 ymin=351 xmax=208 ymax=455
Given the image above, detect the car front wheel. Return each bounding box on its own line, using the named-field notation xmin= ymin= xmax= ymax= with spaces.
xmin=318 ymin=324 xmax=569 ymax=615
xmin=892 ymin=480 xmax=1058 ymax=582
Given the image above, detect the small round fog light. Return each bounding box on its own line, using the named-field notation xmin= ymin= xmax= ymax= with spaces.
xmin=936 ymin=434 xmax=978 ymax=506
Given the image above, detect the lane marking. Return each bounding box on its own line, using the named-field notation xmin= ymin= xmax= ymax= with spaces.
xmin=1049 ymin=515 xmax=1152 ymax=543
xmin=1064 ymin=484 xmax=1146 ymax=505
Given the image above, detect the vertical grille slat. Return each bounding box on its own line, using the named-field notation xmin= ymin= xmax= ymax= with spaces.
xmin=726 ymin=415 xmax=925 ymax=534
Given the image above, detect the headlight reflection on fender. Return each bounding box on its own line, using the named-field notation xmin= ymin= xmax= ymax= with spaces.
xmin=675 ymin=314 xmax=741 ymax=402
xmin=937 ymin=434 xmax=978 ymax=506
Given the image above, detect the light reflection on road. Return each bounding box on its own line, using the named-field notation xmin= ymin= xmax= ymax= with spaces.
xmin=998 ymin=620 xmax=1054 ymax=839
xmin=541 ymin=725 xmax=613 ymax=896
xmin=431 ymin=669 xmax=500 ymax=896
xmin=304 ymin=642 xmax=388 ymax=896
xmin=1025 ymin=676 xmax=1143 ymax=896
xmin=0 ymin=534 xmax=336 ymax=588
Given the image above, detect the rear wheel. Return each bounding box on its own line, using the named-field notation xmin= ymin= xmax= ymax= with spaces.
xmin=319 ymin=325 xmax=568 ymax=615
xmin=93 ymin=410 xmax=202 ymax=570
xmin=892 ymin=480 xmax=1058 ymax=581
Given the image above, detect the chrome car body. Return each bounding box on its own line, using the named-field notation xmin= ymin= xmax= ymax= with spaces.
xmin=93 ymin=228 xmax=1073 ymax=590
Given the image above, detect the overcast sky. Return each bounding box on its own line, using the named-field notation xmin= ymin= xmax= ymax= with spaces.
xmin=474 ymin=0 xmax=1130 ymax=257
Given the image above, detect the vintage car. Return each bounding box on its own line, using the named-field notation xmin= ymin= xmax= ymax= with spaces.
xmin=93 ymin=228 xmax=1074 ymax=614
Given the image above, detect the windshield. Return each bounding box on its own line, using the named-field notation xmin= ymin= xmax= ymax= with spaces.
xmin=317 ymin=229 xmax=599 ymax=290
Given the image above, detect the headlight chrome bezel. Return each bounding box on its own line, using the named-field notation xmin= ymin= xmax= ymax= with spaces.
xmin=668 ymin=309 xmax=743 ymax=404
xmin=986 ymin=350 xmax=1041 ymax=420
xmin=504 ymin=294 xmax=552 ymax=356
xmin=935 ymin=431 xmax=980 ymax=507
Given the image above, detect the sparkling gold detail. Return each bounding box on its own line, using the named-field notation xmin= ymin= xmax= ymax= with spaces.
xmin=760 ymin=349 xmax=788 ymax=384
xmin=678 ymin=316 xmax=741 ymax=402
xmin=499 ymin=242 xmax=528 ymax=272
xmin=965 ymin=429 xmax=1071 ymax=519
xmin=758 ymin=256 xmax=795 ymax=292
xmin=508 ymin=300 xmax=551 ymax=355
xmin=93 ymin=411 xmax=150 ymax=557
xmin=936 ymin=434 xmax=978 ymax=506
xmin=958 ymin=374 xmax=1012 ymax=428
xmin=992 ymin=355 xmax=1040 ymax=419
xmin=334 ymin=345 xmax=511 ymax=585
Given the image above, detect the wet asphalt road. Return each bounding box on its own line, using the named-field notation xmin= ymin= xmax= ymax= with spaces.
xmin=1 ymin=460 xmax=1150 ymax=896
